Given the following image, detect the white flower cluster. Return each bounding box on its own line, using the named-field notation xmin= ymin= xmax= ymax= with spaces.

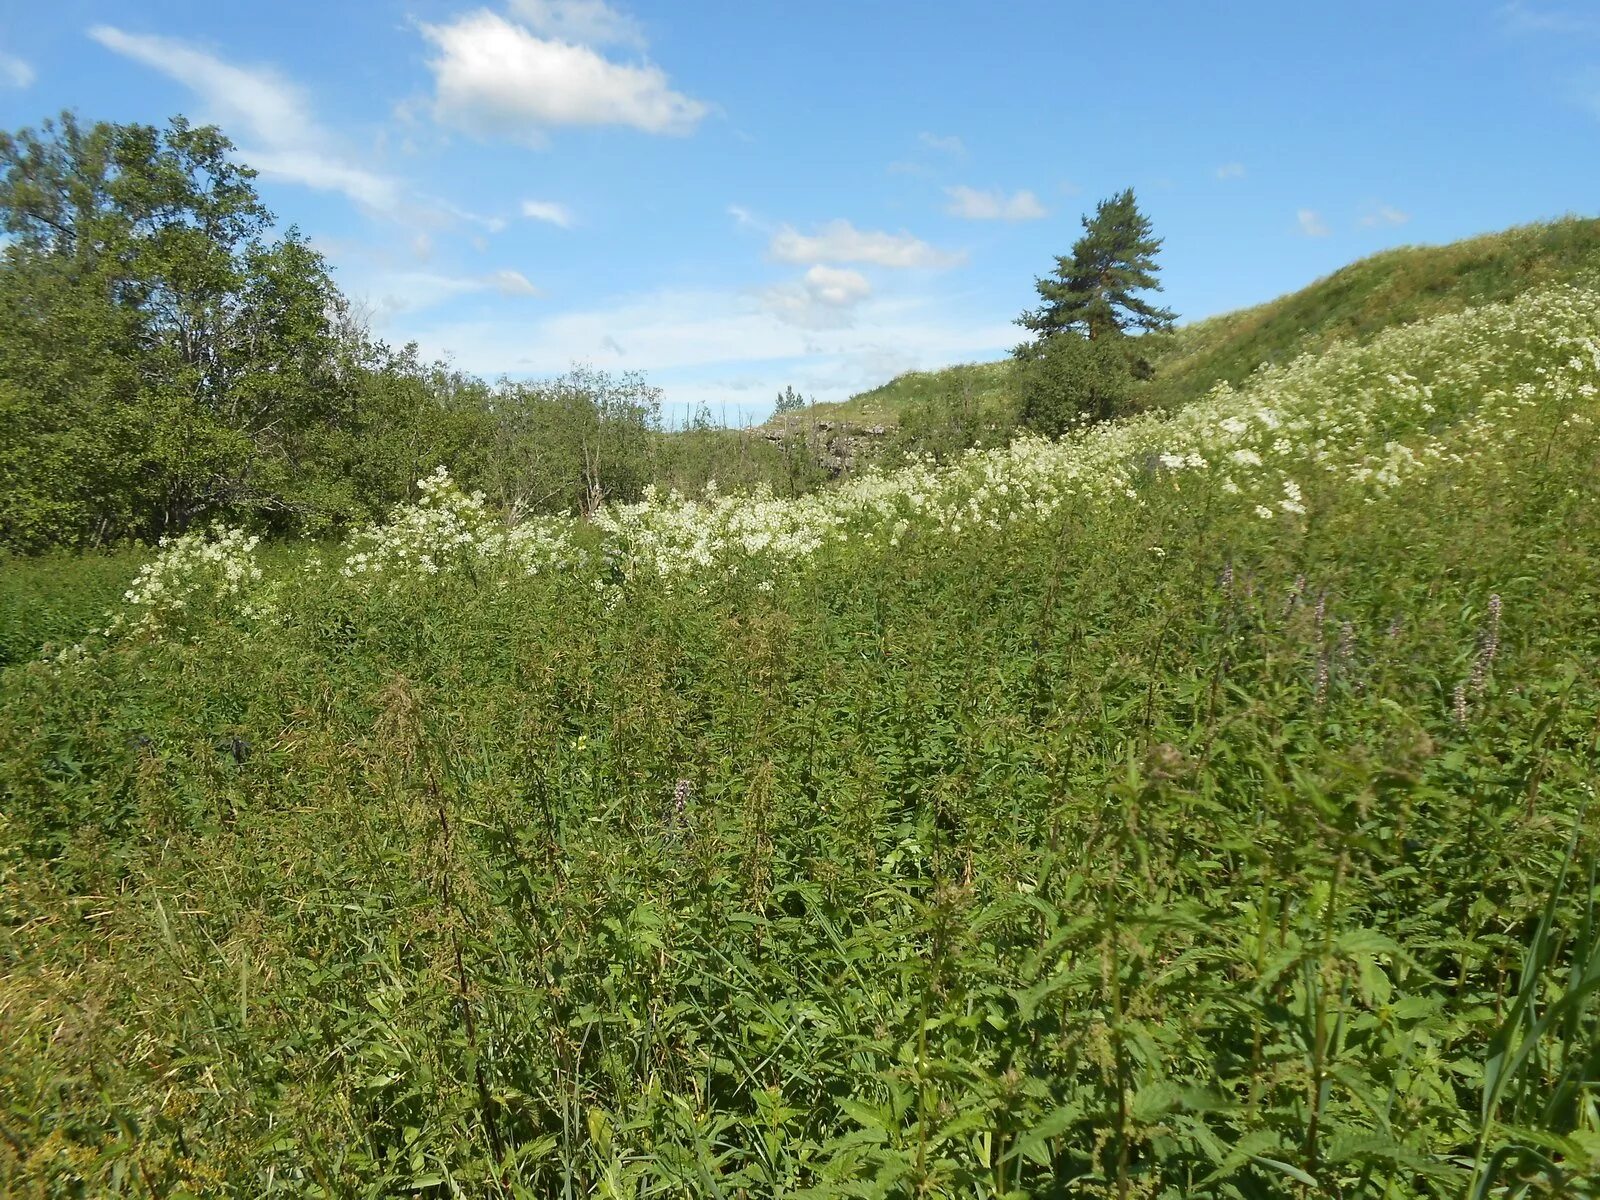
xmin=82 ymin=525 xmax=268 ymax=650
xmin=338 ymin=465 xmax=584 ymax=586
xmin=578 ymin=285 xmax=1600 ymax=580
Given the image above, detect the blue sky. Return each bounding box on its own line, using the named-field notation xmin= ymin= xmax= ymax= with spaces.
xmin=2 ymin=1 xmax=1597 ymax=422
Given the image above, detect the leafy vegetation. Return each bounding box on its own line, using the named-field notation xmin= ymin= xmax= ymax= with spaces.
xmin=0 ymin=113 xmax=797 ymax=552
xmin=3 ymin=277 xmax=1597 ymax=1196
xmin=1012 ymin=189 xmax=1173 ymax=437
xmin=816 ymin=216 xmax=1600 ymax=440
xmin=0 ymin=548 xmax=149 ymax=668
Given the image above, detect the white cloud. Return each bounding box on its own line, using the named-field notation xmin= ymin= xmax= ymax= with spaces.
xmin=803 ymin=265 xmax=871 ymax=307
xmin=487 ymin=267 xmax=539 ymax=295
xmin=244 ymin=149 xmax=399 ymax=210
xmin=762 ymin=265 xmax=872 ymax=330
xmin=419 ymin=10 xmax=707 ymax=143
xmin=425 ymin=197 xmax=510 ymax=233
xmin=355 ymin=267 xmax=540 ymax=317
xmin=918 ymin=131 xmax=965 ymax=156
xmin=944 ymin=185 xmax=1048 ymax=221
xmin=521 ymin=199 xmax=575 ymax=227
xmin=395 ymin=285 xmax=1018 ymax=409
xmin=1360 ymin=204 xmax=1411 ymax=228
xmin=1297 ymin=208 xmax=1331 ymax=237
xmin=1214 ymin=162 xmax=1246 ymax=180
xmin=727 ymin=203 xmax=762 ymax=230
xmin=0 ymin=51 xmax=34 ymax=89
xmin=88 ymin=26 xmax=402 ymax=212
xmin=769 ymin=219 xmax=964 ymax=269
xmin=508 ymin=0 xmax=647 ymax=48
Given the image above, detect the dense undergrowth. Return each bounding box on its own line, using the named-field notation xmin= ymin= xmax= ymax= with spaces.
xmin=0 ymin=548 xmax=148 ymax=668
xmin=2 ymin=285 xmax=1599 ymax=1197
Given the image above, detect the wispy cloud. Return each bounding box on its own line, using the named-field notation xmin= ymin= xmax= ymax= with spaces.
xmin=419 ymin=9 xmax=707 ymax=144
xmin=769 ymin=219 xmax=964 ymax=269
xmin=1359 ymin=204 xmax=1411 ymax=228
xmin=0 ymin=50 xmax=34 ymax=89
xmin=88 ymin=26 xmax=402 ymax=212
xmin=944 ymin=185 xmax=1048 ymax=221
xmin=521 ymin=199 xmax=575 ymax=227
xmin=486 ymin=268 xmax=539 ymax=295
xmin=1297 ymin=208 xmax=1331 ymax=238
xmin=762 ymin=265 xmax=872 ymax=329
xmin=918 ymin=131 xmax=965 ymax=156
xmin=1214 ymin=162 xmax=1246 ymax=180
xmin=354 ymin=267 xmax=540 ymax=317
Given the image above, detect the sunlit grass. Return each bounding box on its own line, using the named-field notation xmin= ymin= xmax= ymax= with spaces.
xmin=2 ymin=282 xmax=1598 ymax=1197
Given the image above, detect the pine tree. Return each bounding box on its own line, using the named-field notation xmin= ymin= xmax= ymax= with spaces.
xmin=1017 ymin=188 xmax=1176 ymax=347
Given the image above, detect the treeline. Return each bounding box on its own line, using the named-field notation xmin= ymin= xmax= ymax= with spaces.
xmin=0 ymin=113 xmax=799 ymax=553
xmin=0 ymin=112 xmax=1180 ymax=552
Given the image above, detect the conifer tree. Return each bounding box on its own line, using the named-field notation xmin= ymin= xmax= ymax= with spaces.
xmin=1017 ymin=188 xmax=1175 ymax=346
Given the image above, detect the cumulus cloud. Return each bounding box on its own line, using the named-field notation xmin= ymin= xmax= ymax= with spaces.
xmin=918 ymin=131 xmax=965 ymax=156
xmin=1 ymin=51 xmax=34 ymax=89
xmin=944 ymin=185 xmax=1047 ymax=221
xmin=419 ymin=10 xmax=708 ymax=143
xmin=1360 ymin=204 xmax=1411 ymax=228
xmin=762 ymin=265 xmax=872 ymax=329
xmin=1214 ymin=162 xmax=1246 ymax=180
xmin=88 ymin=26 xmax=401 ymax=212
xmin=769 ymin=219 xmax=964 ymax=269
xmin=1297 ymin=208 xmax=1331 ymax=237
xmin=508 ymin=0 xmax=647 ymax=48
xmin=521 ymin=199 xmax=575 ymax=227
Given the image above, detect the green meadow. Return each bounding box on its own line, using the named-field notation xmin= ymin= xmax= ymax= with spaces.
xmin=3 ymin=244 xmax=1599 ymax=1198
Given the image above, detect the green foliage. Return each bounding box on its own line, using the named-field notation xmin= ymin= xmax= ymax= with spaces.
xmin=2 ymin=279 xmax=1599 ymax=1196
xmin=774 ymin=384 xmax=809 ymax=415
xmin=1018 ymin=187 xmax=1176 ymax=345
xmin=1140 ymin=216 xmax=1600 ymax=411
xmin=0 ymin=548 xmax=148 ymax=667
xmin=0 ymin=113 xmax=772 ymax=552
xmin=0 ymin=112 xmax=364 ymax=549
xmin=821 ymin=217 xmax=1600 ymax=439
xmin=1016 ymin=331 xmax=1135 ymax=435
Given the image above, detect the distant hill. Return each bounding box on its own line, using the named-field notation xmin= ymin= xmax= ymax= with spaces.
xmin=788 ymin=216 xmax=1600 ymax=430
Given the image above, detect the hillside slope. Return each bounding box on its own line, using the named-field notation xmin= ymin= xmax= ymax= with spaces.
xmin=806 ymin=215 xmax=1600 ymax=428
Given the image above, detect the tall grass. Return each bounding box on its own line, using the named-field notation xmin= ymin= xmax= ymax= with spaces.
xmin=1 ymin=285 xmax=1598 ymax=1196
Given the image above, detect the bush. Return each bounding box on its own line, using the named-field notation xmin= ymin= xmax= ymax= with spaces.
xmin=1017 ymin=332 xmax=1135 ymax=434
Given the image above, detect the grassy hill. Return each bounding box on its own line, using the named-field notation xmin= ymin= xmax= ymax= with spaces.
xmin=806 ymin=215 xmax=1600 ymax=429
